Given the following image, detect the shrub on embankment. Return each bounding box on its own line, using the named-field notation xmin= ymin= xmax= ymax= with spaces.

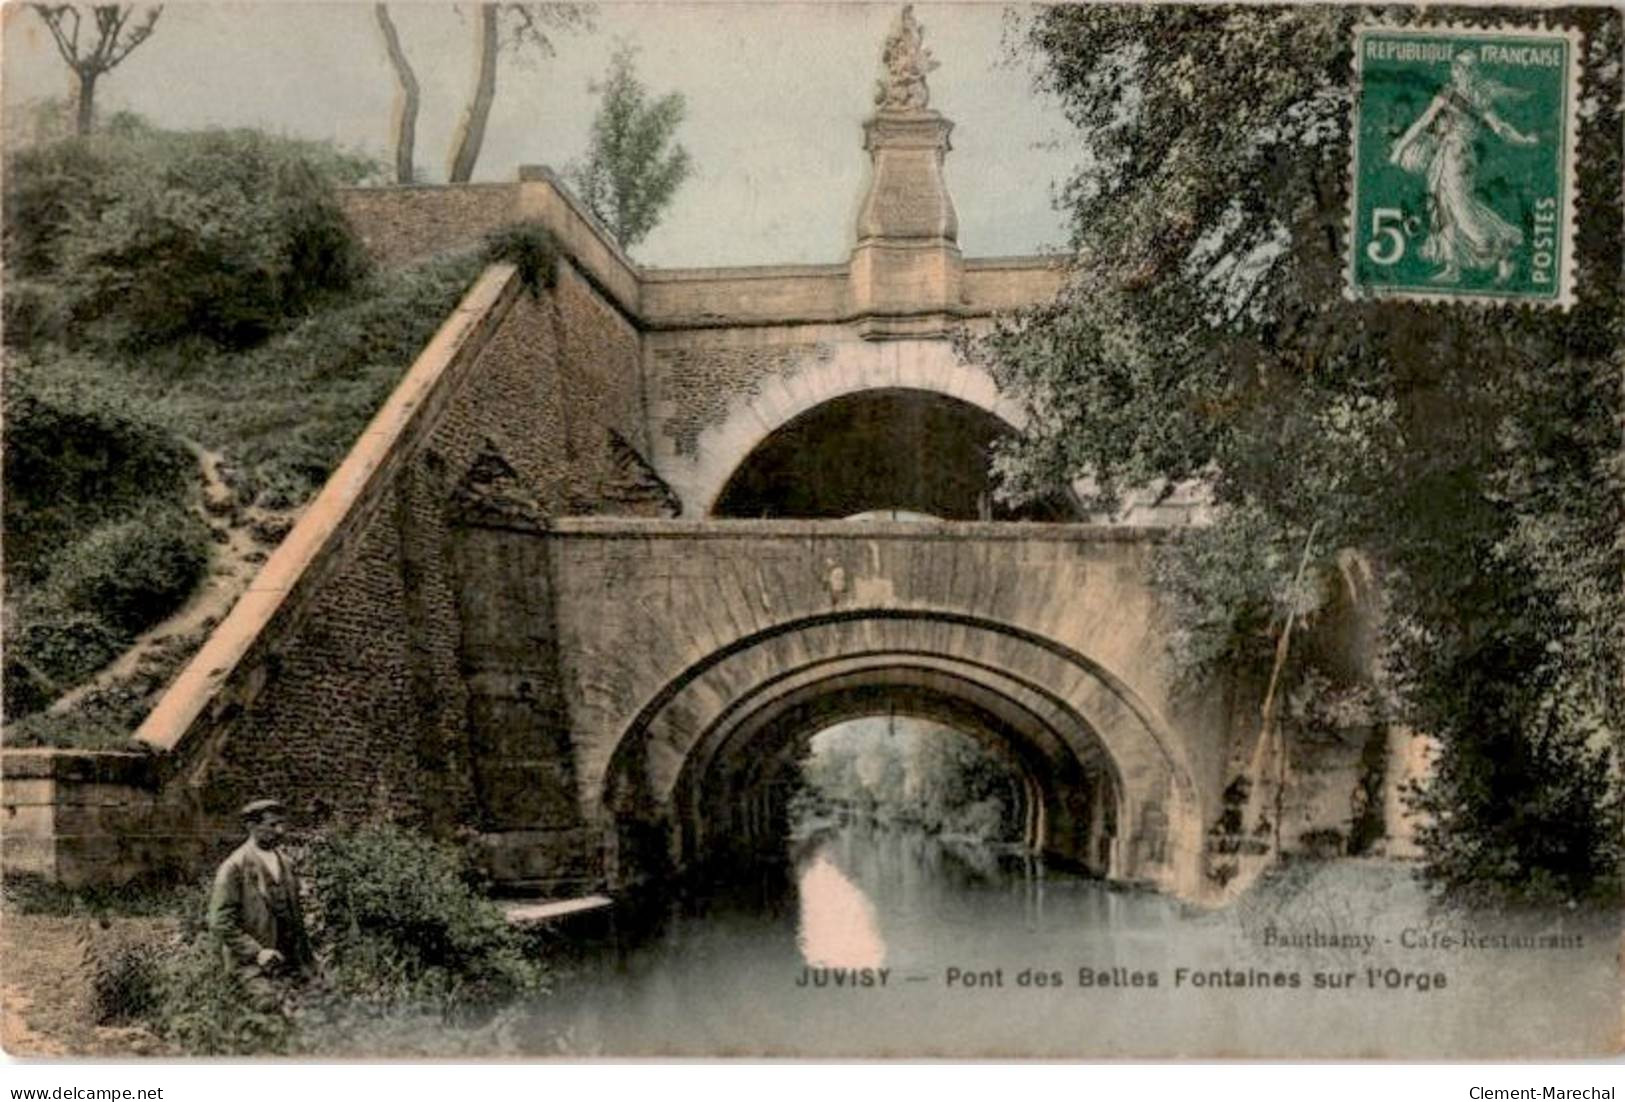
xmin=2 ymin=366 xmax=210 ymax=724
xmin=3 ymin=120 xmax=374 ymax=351
xmin=1 ymin=122 xmax=491 ymax=744
xmin=21 ymin=825 xmax=547 ymax=1055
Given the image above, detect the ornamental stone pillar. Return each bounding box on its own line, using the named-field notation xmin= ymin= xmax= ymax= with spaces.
xmin=849 ymin=5 xmax=965 ymax=337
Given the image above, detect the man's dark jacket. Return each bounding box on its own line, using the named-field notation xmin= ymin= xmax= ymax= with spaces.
xmin=207 ymin=840 xmax=315 ymax=976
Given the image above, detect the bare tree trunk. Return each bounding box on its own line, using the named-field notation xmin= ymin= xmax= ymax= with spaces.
xmin=1247 ymin=519 xmax=1321 ymax=857
xmin=374 ymin=4 xmax=420 ymax=183
xmin=75 ymin=69 xmax=97 ymax=134
xmin=446 ymin=2 xmax=498 ymax=183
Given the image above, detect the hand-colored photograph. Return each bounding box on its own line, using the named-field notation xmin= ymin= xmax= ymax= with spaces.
xmin=1 ymin=0 xmax=1620 ymax=1061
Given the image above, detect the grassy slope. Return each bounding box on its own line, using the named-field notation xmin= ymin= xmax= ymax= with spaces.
xmin=4 ymin=248 xmax=489 ymax=749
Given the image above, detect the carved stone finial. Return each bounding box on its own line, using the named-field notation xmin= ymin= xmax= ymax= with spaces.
xmin=873 ymin=5 xmax=937 ymax=113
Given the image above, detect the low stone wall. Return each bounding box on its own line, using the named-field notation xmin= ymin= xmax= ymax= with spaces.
xmin=1 ymin=750 xmax=232 ymax=887
xmin=338 ymin=183 xmax=522 ymax=270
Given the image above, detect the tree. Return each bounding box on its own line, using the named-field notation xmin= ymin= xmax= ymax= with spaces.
xmin=373 ymin=3 xmax=589 ymax=184
xmin=444 ymin=2 xmax=591 ymax=183
xmin=373 ymin=4 xmax=420 ymax=184
xmin=568 ymin=45 xmax=692 ymax=250
xmin=31 ymin=4 xmax=161 ymax=135
xmin=974 ymin=6 xmax=1623 ymax=901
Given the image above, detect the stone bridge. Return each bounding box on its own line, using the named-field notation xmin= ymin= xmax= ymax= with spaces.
xmin=456 ymin=517 xmax=1229 ymax=898
xmin=7 ymin=11 xmax=1388 ymax=900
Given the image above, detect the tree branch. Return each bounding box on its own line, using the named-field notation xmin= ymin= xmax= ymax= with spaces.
xmin=32 ymin=5 xmax=80 ymax=70
xmin=106 ymin=5 xmax=162 ymax=67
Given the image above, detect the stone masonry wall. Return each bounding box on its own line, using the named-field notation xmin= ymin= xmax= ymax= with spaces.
xmin=647 ymin=335 xmax=831 ymax=458
xmin=180 ymin=262 xmax=646 ymax=840
xmin=0 ymin=751 xmax=238 ymax=888
xmin=338 ymin=184 xmax=523 ymax=269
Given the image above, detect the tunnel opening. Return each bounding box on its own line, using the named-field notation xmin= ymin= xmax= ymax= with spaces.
xmin=789 ymin=714 xmax=1029 ymax=845
xmin=615 ymin=674 xmax=1123 ymax=893
xmin=597 ymin=611 xmax=1207 ymax=898
xmin=711 ymin=388 xmax=1076 ymax=520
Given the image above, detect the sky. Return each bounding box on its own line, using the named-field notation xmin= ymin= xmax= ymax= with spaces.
xmin=1 ymin=1 xmax=1083 ymax=267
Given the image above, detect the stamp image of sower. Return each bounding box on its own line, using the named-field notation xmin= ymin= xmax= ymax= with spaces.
xmin=208 ymin=798 xmax=317 ymax=1011
xmin=1348 ymin=24 xmax=1582 ymax=307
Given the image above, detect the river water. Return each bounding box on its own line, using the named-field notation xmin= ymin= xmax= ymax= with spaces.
xmin=518 ymin=822 xmax=1619 ymax=1058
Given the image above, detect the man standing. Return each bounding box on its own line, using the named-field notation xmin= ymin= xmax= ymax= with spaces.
xmin=208 ymin=798 xmax=315 ymax=1008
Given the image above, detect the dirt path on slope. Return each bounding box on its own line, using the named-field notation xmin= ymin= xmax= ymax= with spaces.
xmin=1 ymin=912 xmax=167 ymax=1058
xmin=49 ymin=445 xmax=302 ymax=724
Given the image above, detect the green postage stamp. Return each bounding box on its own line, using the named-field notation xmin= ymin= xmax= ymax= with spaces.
xmin=1348 ymin=24 xmax=1582 ymax=308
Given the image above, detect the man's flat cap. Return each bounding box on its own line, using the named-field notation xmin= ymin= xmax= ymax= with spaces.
xmin=239 ymin=797 xmax=285 ymax=820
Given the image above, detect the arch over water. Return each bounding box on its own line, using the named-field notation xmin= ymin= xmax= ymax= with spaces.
xmin=596 ymin=610 xmax=1205 ymax=896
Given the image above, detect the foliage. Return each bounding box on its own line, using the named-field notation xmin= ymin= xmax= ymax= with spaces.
xmin=1150 ymin=501 xmax=1332 ymax=678
xmin=86 ymin=933 xmax=165 ymax=1025
xmin=1 ymin=250 xmax=484 ymax=737
xmin=568 ymin=45 xmax=692 ymax=250
xmin=484 ymin=220 xmax=560 ymax=297
xmin=0 ymin=872 xmax=199 ymax=918
xmin=796 ymin=719 xmax=1022 ymax=841
xmin=4 ymin=124 xmax=375 ymax=350
xmin=2 ymin=361 xmax=195 ymax=585
xmin=27 ymin=825 xmax=553 ymax=1054
xmin=180 ymin=248 xmax=488 ymax=508
xmin=3 ymin=686 xmax=170 ymax=751
xmin=148 ymin=935 xmax=300 ymax=1055
xmin=51 ymin=507 xmax=209 ymax=634
xmin=2 ymin=121 xmax=482 ymax=739
xmin=2 ymin=608 xmax=127 ymax=720
xmin=976 ymin=6 xmax=1624 ymax=901
xmin=305 ymin=824 xmax=547 ymax=1013
xmin=1 ymin=363 xmax=207 ymax=721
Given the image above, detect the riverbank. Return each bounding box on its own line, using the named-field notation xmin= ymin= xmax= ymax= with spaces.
xmin=4 ymin=841 xmax=1617 ymax=1059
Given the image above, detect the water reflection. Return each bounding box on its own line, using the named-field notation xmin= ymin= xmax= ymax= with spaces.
xmin=520 ymin=823 xmax=1619 ymax=1058
xmin=795 ymin=849 xmax=886 ymax=968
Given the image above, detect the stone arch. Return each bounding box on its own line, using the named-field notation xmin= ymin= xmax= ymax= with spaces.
xmin=664 ymin=339 xmax=1028 ymax=516
xmin=595 ymin=610 xmax=1204 ymax=897
xmin=676 ymin=661 xmax=1114 ymax=873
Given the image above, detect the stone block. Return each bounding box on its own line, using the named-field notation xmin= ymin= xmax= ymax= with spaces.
xmin=2 ymin=834 xmax=56 ymax=877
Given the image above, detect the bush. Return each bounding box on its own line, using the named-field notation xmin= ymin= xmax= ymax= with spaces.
xmin=2 ymin=230 xmax=483 ymax=727
xmin=87 ymin=936 xmax=165 ymax=1025
xmin=1 ymin=707 xmax=134 ymax=752
xmin=3 ymin=364 xmax=195 ymax=588
xmin=219 ymin=249 xmax=488 ymax=506
xmin=306 ymin=825 xmax=546 ymax=1013
xmin=2 ymin=278 xmax=71 ymax=349
xmin=5 ymin=127 xmax=375 ymax=351
xmin=39 ymin=826 xmax=549 ymax=1055
xmin=150 ymin=937 xmax=298 ymax=1055
xmin=2 ymin=369 xmax=206 ymax=721
xmin=483 ymin=221 xmax=559 ymax=298
xmin=1 ymin=873 xmax=199 ymax=918
xmin=2 ymin=135 xmax=106 ymax=277
xmin=2 ymin=606 xmax=127 ymax=718
xmin=1150 ymin=502 xmax=1333 ymax=680
xmin=1411 ymin=717 xmax=1624 ymax=905
xmin=51 ymin=507 xmax=210 ymax=634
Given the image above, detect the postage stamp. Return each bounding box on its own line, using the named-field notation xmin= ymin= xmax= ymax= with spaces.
xmin=1347 ymin=24 xmax=1583 ymax=308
